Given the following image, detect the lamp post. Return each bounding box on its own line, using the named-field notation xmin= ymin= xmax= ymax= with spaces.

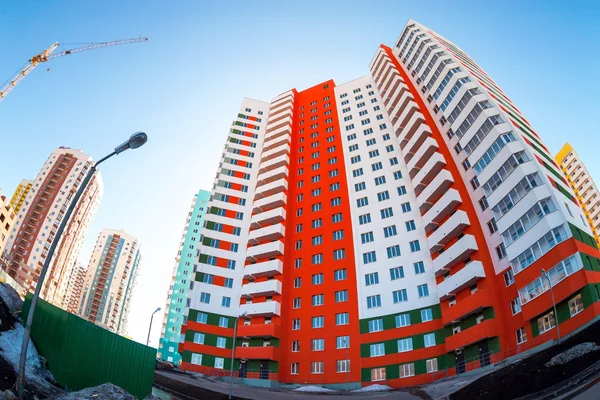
xmin=541 ymin=268 xmax=561 ymax=343
xmin=229 ymin=310 xmax=247 ymax=400
xmin=147 ymin=307 xmax=161 ymax=346
xmin=343 ymin=338 xmax=349 ymax=392
xmin=17 ymin=132 xmax=148 ymax=400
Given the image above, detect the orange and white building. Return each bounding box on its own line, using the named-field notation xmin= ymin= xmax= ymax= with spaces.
xmin=178 ymin=20 xmax=600 ymax=389
xmin=3 ymin=147 xmax=103 ymax=308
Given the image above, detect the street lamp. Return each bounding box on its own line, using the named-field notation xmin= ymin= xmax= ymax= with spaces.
xmin=229 ymin=310 xmax=247 ymax=400
xmin=147 ymin=307 xmax=161 ymax=346
xmin=17 ymin=132 xmax=148 ymax=400
xmin=541 ymin=268 xmax=561 ymax=343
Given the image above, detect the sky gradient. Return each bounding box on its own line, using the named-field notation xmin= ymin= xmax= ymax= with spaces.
xmin=1 ymin=0 xmax=599 ymax=345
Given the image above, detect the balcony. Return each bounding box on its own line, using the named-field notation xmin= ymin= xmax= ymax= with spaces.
xmin=256 ymin=166 xmax=289 ymax=186
xmin=254 ymin=178 xmax=288 ymax=199
xmin=235 ymin=345 xmax=280 ymax=361
xmin=261 ymin=142 xmax=290 ymax=161
xmin=404 ymin=124 xmax=432 ymax=156
xmin=241 ymin=280 xmax=282 ymax=297
xmin=442 ymin=289 xmax=493 ymax=326
xmin=244 ymin=259 xmax=283 ymax=278
xmin=265 ymin=115 xmax=292 ymax=134
xmin=412 ymin=153 xmax=447 ymax=193
xmin=407 ymin=137 xmax=439 ymax=174
xmin=397 ymin=112 xmax=425 ymax=145
xmin=262 ymin=134 xmax=291 ymax=154
xmin=445 ymin=318 xmax=499 ymax=351
xmin=240 ymin=300 xmax=281 ymax=317
xmin=246 ymin=241 xmax=284 ymax=261
xmin=437 ymin=260 xmax=486 ymax=299
xmin=422 ymin=189 xmax=462 ymax=233
xmin=248 ymin=223 xmax=285 ymax=244
xmin=264 ymin=124 xmax=291 ymax=144
xmin=432 ymin=235 xmax=478 ymax=276
xmin=393 ymin=100 xmax=418 ymax=131
xmin=427 ymin=210 xmax=470 ymax=253
xmin=250 ymin=207 xmax=286 ymax=229
xmin=418 ymin=169 xmax=454 ymax=213
xmin=238 ymin=323 xmax=281 ymax=338
xmin=253 ymin=192 xmax=287 ymax=213
xmin=259 ymin=154 xmax=290 ymax=174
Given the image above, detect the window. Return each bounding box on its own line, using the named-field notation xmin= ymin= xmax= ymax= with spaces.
xmin=196 ymin=312 xmax=208 ymax=324
xmin=293 ymin=277 xmax=302 ymax=288
xmin=333 ymin=230 xmax=344 ymax=240
xmin=329 ymin=169 xmax=338 ymax=177
xmin=332 ymin=213 xmax=343 ymax=223
xmin=200 ymin=292 xmax=211 ymax=304
xmin=337 ymin=336 xmax=350 ymax=349
xmin=424 ymin=333 xmax=436 ymax=347
xmin=221 ymin=297 xmax=231 ymax=308
xmin=401 ymin=202 xmax=412 ymax=213
xmin=312 ymin=316 xmax=325 ymax=328
xmin=390 ymin=266 xmax=404 ymax=280
xmin=367 ymin=295 xmax=382 ymax=309
xmin=292 ymin=341 xmax=300 ymax=352
xmin=193 ymin=333 xmax=205 ymax=344
xmin=370 ymin=343 xmax=385 ymax=357
xmin=363 ymin=251 xmax=377 ymax=264
xmin=312 ymin=202 xmax=322 ymax=212
xmin=312 ymin=273 xmax=324 ymax=285
xmin=291 ymin=363 xmax=299 ymax=374
xmin=406 ymin=220 xmax=416 ymax=231
xmin=383 ymin=225 xmax=397 ymax=237
xmin=353 ymin=168 xmax=363 ymax=177
xmin=414 ymin=261 xmax=425 ymax=274
xmin=214 ymin=357 xmax=224 ymax=369
xmin=421 ymin=308 xmax=433 ymax=322
xmin=216 ymin=337 xmax=227 ymax=348
xmin=371 ymin=367 xmax=386 ymax=382
xmin=504 ymin=269 xmax=514 ymax=286
xmin=312 ymin=253 xmax=323 ymax=265
xmin=336 ymin=312 xmax=349 ymax=325
xmin=361 ymin=231 xmax=374 ymax=243
xmin=365 ymin=272 xmax=379 ymax=286
xmin=335 ymin=290 xmax=348 ymax=303
xmin=380 ymin=207 xmax=393 ymax=219
xmin=331 ymin=197 xmax=341 ymax=206
xmin=426 ymin=359 xmax=438 ymax=373
xmin=191 ymin=353 xmax=202 ymax=365
xmin=516 ymin=327 xmax=527 ymax=344
xmin=496 ymin=243 xmax=507 ymax=260
xmin=510 ymin=297 xmax=521 ymax=315
xmin=387 ymin=245 xmax=401 ymax=258
xmin=293 ymin=297 xmax=301 ymax=309
xmin=359 ymin=213 xmax=371 ymax=225
xmin=377 ymin=191 xmax=390 ymax=201
xmin=355 ymin=182 xmax=366 ymax=191
xmin=312 ymin=235 xmax=322 ymax=246
xmin=399 ymin=363 xmax=415 ymax=378
xmin=374 ymin=176 xmax=386 ymax=185
xmin=336 ymin=360 xmax=350 ymax=373
xmin=294 ymin=258 xmax=302 ymax=268
xmin=569 ymin=294 xmax=584 ymax=316
xmin=368 ymin=319 xmax=383 ymax=333
xmin=312 ymin=294 xmax=324 ymax=306
xmin=312 ymin=339 xmax=325 ymax=351
xmin=393 ymin=171 xmax=403 ymax=180
xmin=397 ymin=338 xmax=413 ymax=352
xmin=395 ymin=313 xmax=411 ymax=328
xmin=311 ymin=362 xmax=324 ymax=374
xmin=312 ymin=218 xmax=322 ymax=228
xmin=333 ymin=248 xmax=345 ymax=260
xmin=368 ymin=149 xmax=379 ymax=158
xmin=393 ymin=289 xmax=408 ymax=303
xmin=410 ymin=240 xmax=421 ymax=252
xmin=334 ymin=269 xmax=347 ymax=281
xmin=418 ymin=284 xmax=429 ymax=297
xmin=292 ymin=319 xmax=301 ymax=330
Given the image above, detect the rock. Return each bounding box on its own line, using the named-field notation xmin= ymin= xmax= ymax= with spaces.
xmin=545 ymin=342 xmax=600 ymax=367
xmin=53 ymin=383 xmax=135 ymax=399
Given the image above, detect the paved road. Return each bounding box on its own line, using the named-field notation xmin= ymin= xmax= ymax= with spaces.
xmin=573 ymin=378 xmax=600 ymax=400
xmin=155 ymin=371 xmax=420 ymax=399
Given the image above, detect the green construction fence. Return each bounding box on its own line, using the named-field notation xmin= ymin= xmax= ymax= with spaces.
xmin=22 ymin=294 xmax=155 ymax=399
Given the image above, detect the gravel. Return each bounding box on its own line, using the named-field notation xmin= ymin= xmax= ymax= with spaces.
xmin=353 ymin=384 xmax=393 ymax=392
xmin=545 ymin=342 xmax=600 ymax=367
xmin=294 ymin=385 xmax=336 ymax=392
xmin=53 ymin=383 xmax=134 ymax=399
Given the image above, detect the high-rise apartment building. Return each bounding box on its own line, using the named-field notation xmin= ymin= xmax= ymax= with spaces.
xmin=179 ymin=20 xmax=600 ymax=389
xmin=555 ymin=143 xmax=600 ymax=247
xmin=9 ymin=179 xmax=33 ymax=214
xmin=78 ymin=229 xmax=142 ymax=335
xmin=158 ymin=189 xmax=211 ymax=364
xmin=64 ymin=261 xmax=87 ymax=314
xmin=0 ymin=191 xmax=16 ymax=261
xmin=3 ymin=148 xmax=103 ymax=307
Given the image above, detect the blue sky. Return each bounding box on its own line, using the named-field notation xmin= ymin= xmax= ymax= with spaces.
xmin=1 ymin=0 xmax=599 ymax=345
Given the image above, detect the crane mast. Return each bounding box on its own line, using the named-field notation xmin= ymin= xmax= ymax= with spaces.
xmin=0 ymin=37 xmax=147 ymax=103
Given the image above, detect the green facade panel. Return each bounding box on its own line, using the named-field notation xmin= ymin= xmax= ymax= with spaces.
xmin=359 ymin=304 xmax=442 ymax=334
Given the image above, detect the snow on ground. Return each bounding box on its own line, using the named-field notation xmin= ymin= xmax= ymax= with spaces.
xmin=294 ymin=385 xmax=337 ymax=392
xmin=353 ymin=384 xmax=393 ymax=392
xmin=545 ymin=342 xmax=600 ymax=367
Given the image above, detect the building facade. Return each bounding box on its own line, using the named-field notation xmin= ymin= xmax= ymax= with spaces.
xmin=64 ymin=262 xmax=87 ymax=314
xmin=9 ymin=179 xmax=33 ymax=214
xmin=0 ymin=191 xmax=16 ymax=261
xmin=178 ymin=20 xmax=600 ymax=388
xmin=3 ymin=148 xmax=103 ymax=306
xmin=78 ymin=228 xmax=142 ymax=335
xmin=158 ymin=189 xmax=211 ymax=364
xmin=555 ymin=143 xmax=600 ymax=247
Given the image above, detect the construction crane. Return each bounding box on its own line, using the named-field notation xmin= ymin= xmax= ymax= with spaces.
xmin=0 ymin=37 xmax=148 ymax=102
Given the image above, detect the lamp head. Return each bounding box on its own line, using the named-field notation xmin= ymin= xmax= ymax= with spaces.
xmin=155 ymin=307 xmax=161 ymax=313
xmin=115 ymin=132 xmax=148 ymax=154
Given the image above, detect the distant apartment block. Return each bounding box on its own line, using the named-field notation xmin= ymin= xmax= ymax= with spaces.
xmin=78 ymin=228 xmax=141 ymax=335
xmin=0 ymin=191 xmax=16 ymax=260
xmin=556 ymin=143 xmax=600 ymax=247
xmin=64 ymin=261 xmax=86 ymax=314
xmin=3 ymin=148 xmax=103 ymax=307
xmin=158 ymin=189 xmax=211 ymax=364
xmin=178 ymin=19 xmax=600 ymax=389
xmin=9 ymin=179 xmax=33 ymax=214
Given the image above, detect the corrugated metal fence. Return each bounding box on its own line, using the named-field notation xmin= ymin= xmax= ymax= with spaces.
xmin=23 ymin=294 xmax=155 ymax=399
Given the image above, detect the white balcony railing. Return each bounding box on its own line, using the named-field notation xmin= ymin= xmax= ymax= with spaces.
xmin=432 ymin=234 xmax=478 ymax=276
xmin=244 ymin=259 xmax=283 ymax=279
xmin=437 ymin=261 xmax=485 ymax=300
xmin=422 ymin=189 xmax=462 ymax=233
xmin=250 ymin=207 xmax=286 ymax=229
xmin=427 ymin=210 xmax=470 ymax=254
xmin=417 ymin=169 xmax=454 ymax=212
xmin=254 ymin=178 xmax=288 ymax=199
xmin=246 ymin=240 xmax=285 ymax=261
xmin=248 ymin=223 xmax=285 ymax=244
xmin=240 ymin=300 xmax=281 ymax=317
xmin=253 ymin=192 xmax=287 ymax=213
